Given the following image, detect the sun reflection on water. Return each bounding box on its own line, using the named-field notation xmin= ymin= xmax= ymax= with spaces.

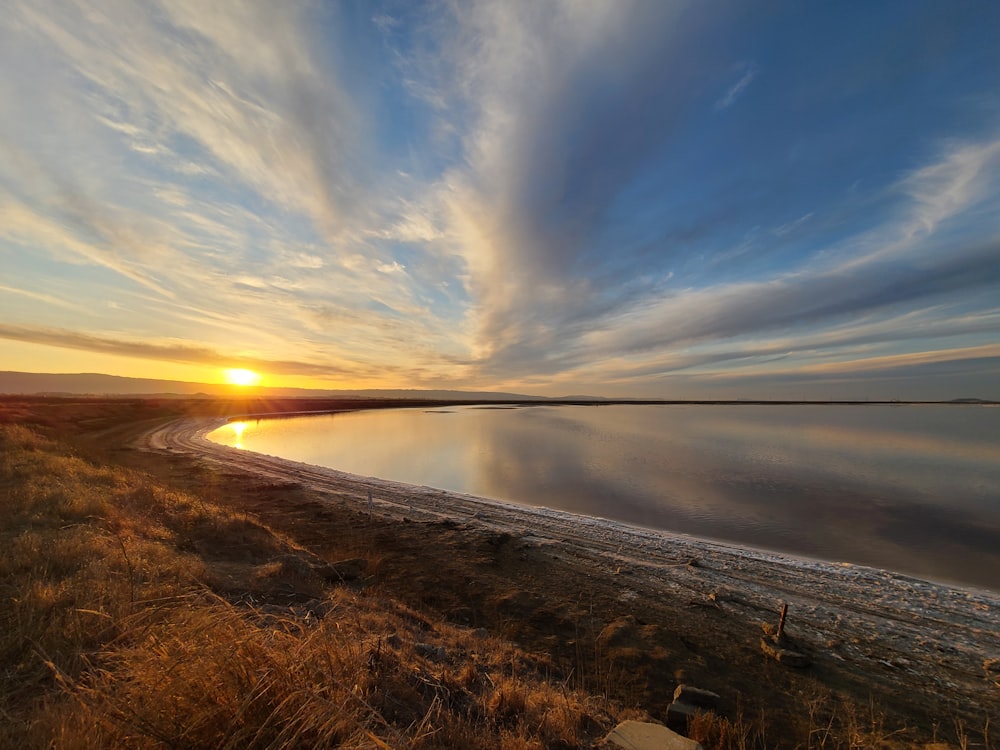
xmin=230 ymin=421 xmax=247 ymax=450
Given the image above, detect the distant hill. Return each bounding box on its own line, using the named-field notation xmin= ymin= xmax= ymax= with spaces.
xmin=0 ymin=371 xmax=561 ymax=401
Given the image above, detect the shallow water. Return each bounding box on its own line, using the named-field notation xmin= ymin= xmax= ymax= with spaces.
xmin=207 ymin=404 xmax=1000 ymax=591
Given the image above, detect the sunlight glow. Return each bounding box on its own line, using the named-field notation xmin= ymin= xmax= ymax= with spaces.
xmin=230 ymin=420 xmax=246 ymax=449
xmin=224 ymin=368 xmax=261 ymax=387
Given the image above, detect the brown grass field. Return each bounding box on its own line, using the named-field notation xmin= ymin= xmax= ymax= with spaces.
xmin=0 ymin=396 xmax=995 ymax=748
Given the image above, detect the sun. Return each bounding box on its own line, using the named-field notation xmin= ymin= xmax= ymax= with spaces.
xmin=224 ymin=368 xmax=261 ymax=387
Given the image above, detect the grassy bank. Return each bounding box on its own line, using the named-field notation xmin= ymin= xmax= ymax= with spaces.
xmin=1 ymin=397 xmax=995 ymax=748
xmin=0 ymin=417 xmax=631 ymax=748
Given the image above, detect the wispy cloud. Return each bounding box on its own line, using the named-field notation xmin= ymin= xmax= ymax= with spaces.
xmin=786 ymin=343 xmax=1000 ymax=375
xmin=897 ymin=138 xmax=1000 ymax=240
xmin=0 ymin=0 xmax=475 ymax=380
xmin=0 ymin=321 xmax=451 ymax=381
xmin=0 ymin=283 xmax=84 ymax=311
xmin=715 ymin=62 xmax=759 ymax=111
xmin=0 ymin=322 xmax=305 ymax=373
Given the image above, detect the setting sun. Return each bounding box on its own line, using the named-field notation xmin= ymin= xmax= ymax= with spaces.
xmin=224 ymin=368 xmax=261 ymax=387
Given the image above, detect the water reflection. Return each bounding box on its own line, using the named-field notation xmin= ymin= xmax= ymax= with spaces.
xmin=229 ymin=420 xmax=247 ymax=450
xmin=206 ymin=405 xmax=1000 ymax=591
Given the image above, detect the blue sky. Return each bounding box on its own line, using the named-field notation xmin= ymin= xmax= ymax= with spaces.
xmin=1 ymin=0 xmax=999 ymax=398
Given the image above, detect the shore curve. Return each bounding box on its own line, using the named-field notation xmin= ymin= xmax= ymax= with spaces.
xmin=139 ymin=416 xmax=1000 ymax=721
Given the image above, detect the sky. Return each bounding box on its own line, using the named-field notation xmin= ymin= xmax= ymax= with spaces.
xmin=1 ymin=1 xmax=999 ymax=399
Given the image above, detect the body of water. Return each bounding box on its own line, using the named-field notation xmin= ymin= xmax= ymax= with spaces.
xmin=207 ymin=404 xmax=1000 ymax=591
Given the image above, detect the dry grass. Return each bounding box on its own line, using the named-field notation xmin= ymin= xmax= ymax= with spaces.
xmin=0 ymin=422 xmax=620 ymax=748
xmin=38 ymin=592 xmax=610 ymax=749
xmin=685 ymin=693 xmax=997 ymax=750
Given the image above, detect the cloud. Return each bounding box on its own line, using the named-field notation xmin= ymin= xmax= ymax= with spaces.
xmin=787 ymin=343 xmax=1000 ymax=375
xmin=714 ymin=62 xmax=759 ymax=111
xmin=400 ymin=2 xmax=1000 ymax=390
xmin=0 ymin=321 xmax=397 ymax=379
xmin=0 ymin=2 xmax=998 ymax=398
xmin=586 ymin=237 xmax=1000 ymax=360
xmin=422 ymin=2 xmax=715 ymax=364
xmin=0 ymin=198 xmax=177 ymax=298
xmin=418 ymin=7 xmax=998 ymax=388
xmin=442 ymin=70 xmax=1000 ymax=382
xmin=0 ymin=283 xmax=85 ymax=311
xmin=6 ymin=0 xmax=372 ymax=243
xmin=0 ymin=321 xmax=281 ymax=370
xmin=526 ymin=305 xmax=1000 ymax=390
xmin=0 ymin=1 xmax=477 ymax=378
xmin=897 ymin=138 xmax=1000 ymax=240
xmin=772 ymin=212 xmax=814 ymax=237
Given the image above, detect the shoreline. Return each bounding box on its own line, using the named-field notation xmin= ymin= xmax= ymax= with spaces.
xmin=139 ymin=415 xmax=1000 ymax=725
xmin=205 ymin=402 xmax=1000 ymax=597
xmin=151 ymin=414 xmax=1000 ymax=602
xmin=158 ymin=416 xmax=921 ymax=582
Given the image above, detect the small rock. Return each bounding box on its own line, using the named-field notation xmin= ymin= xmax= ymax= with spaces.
xmin=673 ymin=685 xmax=720 ymax=710
xmin=761 ymin=636 xmax=810 ymax=668
xmin=302 ymin=598 xmax=332 ymax=619
xmin=601 ymin=720 xmax=703 ymax=750
xmin=386 ymin=633 xmax=402 ymax=648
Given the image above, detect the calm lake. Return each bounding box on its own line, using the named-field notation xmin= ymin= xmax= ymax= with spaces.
xmin=207 ymin=404 xmax=1000 ymax=591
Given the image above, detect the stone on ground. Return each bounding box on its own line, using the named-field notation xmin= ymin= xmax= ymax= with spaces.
xmin=672 ymin=685 xmax=720 ymax=709
xmin=600 ymin=720 xmax=703 ymax=750
xmin=760 ymin=635 xmax=810 ymax=667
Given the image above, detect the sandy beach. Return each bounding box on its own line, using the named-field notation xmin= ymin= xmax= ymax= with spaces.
xmin=137 ymin=415 xmax=1000 ymax=732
